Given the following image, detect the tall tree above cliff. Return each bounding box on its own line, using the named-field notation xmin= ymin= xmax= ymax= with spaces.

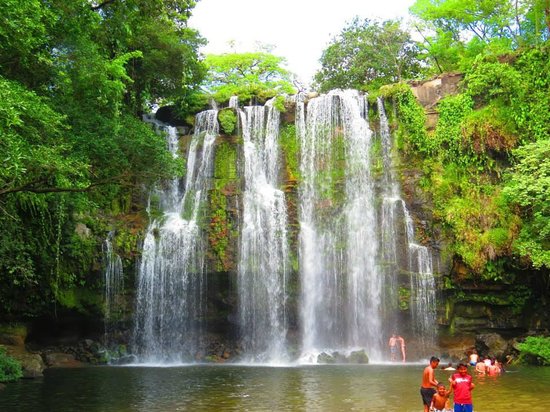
xmin=203 ymin=52 xmax=296 ymax=104
xmin=314 ymin=18 xmax=421 ymax=92
xmin=410 ymin=0 xmax=550 ymax=73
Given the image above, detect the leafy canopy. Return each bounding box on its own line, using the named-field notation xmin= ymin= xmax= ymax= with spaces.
xmin=314 ymin=18 xmax=421 ymax=92
xmin=0 ymin=0 xmax=200 ymax=317
xmin=203 ymin=52 xmax=296 ymax=104
xmin=410 ymin=0 xmax=550 ymax=73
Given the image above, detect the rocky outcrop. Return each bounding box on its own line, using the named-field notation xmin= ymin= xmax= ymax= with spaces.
xmin=409 ymin=73 xmax=463 ymax=129
xmin=476 ymin=333 xmax=509 ymax=359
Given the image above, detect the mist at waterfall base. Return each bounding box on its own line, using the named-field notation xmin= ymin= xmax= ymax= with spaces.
xmin=125 ymin=89 xmax=437 ymax=366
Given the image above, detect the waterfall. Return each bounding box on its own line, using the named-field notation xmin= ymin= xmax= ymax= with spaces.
xmin=228 ymin=96 xmax=239 ymax=109
xmin=237 ymin=99 xmax=290 ymax=363
xmin=132 ymin=111 xmax=218 ymax=363
xmin=298 ymin=90 xmax=383 ymax=361
xmin=377 ymin=97 xmax=436 ymax=350
xmin=103 ymin=232 xmax=124 ymax=349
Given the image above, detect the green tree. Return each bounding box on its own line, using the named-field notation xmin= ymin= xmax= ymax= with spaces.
xmin=0 ymin=0 xmax=200 ymax=317
xmin=314 ymin=18 xmax=421 ymax=92
xmin=0 ymin=0 xmax=55 ymax=87
xmin=203 ymin=52 xmax=296 ymax=104
xmin=410 ymin=0 xmax=550 ymax=73
xmin=91 ymin=0 xmax=206 ymax=114
xmin=503 ymin=139 xmax=550 ymax=269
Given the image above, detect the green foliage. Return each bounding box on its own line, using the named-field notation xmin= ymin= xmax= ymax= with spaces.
xmin=398 ymin=287 xmax=411 ymax=310
xmin=453 ymin=285 xmax=530 ymax=313
xmin=56 ymin=288 xmax=103 ymax=315
xmin=208 ymin=190 xmax=231 ymax=272
xmin=433 ymin=94 xmax=474 ymax=161
xmin=203 ymin=52 xmax=295 ymax=104
xmin=315 ymin=18 xmax=421 ymax=92
xmin=218 ymin=109 xmax=237 ymax=135
xmin=0 ymin=347 xmax=23 ymax=382
xmin=214 ymin=142 xmax=238 ymax=189
xmin=279 ymin=124 xmax=300 ymax=181
xmin=0 ymin=0 xmax=55 ymax=86
xmin=380 ymin=83 xmax=428 ymax=154
xmin=0 ymin=0 xmax=200 ymax=317
xmin=465 ymin=48 xmax=550 ymax=145
xmin=0 ymin=76 xmax=86 ymax=197
xmin=517 ymin=336 xmax=550 ymax=365
xmin=503 ymin=139 xmax=550 ymax=268
xmin=410 ymin=0 xmax=550 ymax=74
xmin=411 ymin=0 xmax=518 ymax=72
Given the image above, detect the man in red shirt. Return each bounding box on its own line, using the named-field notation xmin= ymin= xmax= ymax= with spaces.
xmin=450 ymin=363 xmax=475 ymax=412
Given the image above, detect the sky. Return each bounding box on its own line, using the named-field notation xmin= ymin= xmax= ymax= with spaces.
xmin=189 ymin=0 xmax=416 ymax=86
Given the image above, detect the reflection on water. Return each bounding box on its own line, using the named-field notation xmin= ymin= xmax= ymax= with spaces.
xmin=1 ymin=365 xmax=550 ymax=411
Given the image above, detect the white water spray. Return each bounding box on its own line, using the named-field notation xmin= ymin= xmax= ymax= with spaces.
xmin=132 ymin=112 xmax=218 ymax=363
xmin=237 ymin=99 xmax=291 ymax=363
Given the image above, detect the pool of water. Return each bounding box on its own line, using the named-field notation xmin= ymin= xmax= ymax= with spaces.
xmin=1 ymin=363 xmax=549 ymax=411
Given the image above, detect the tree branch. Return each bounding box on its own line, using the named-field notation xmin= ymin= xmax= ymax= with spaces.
xmin=0 ymin=173 xmax=132 ymax=197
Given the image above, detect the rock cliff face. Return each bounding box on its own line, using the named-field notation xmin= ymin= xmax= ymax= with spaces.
xmin=405 ymin=72 xmax=548 ymax=358
xmin=15 ymin=85 xmax=545 ymax=365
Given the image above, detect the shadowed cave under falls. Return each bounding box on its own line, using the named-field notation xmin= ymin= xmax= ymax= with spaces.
xmin=130 ymin=90 xmax=437 ymax=364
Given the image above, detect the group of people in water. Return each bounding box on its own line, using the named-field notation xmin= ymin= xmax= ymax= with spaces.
xmin=468 ymin=349 xmax=503 ymax=376
xmin=419 ymin=352 xmax=504 ymax=412
xmin=421 ymin=356 xmax=476 ymax=412
xmin=389 ymin=334 xmax=503 ymax=412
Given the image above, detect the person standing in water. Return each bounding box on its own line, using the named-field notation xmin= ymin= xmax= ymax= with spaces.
xmin=421 ymin=356 xmax=440 ymax=412
xmin=451 ymin=363 xmax=475 ymax=412
xmin=468 ymin=350 xmax=479 ymax=366
xmin=388 ymin=333 xmax=406 ymax=362
xmin=430 ymin=382 xmax=453 ymax=412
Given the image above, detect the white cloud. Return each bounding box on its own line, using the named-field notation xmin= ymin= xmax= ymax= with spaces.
xmin=189 ymin=0 xmax=415 ymax=87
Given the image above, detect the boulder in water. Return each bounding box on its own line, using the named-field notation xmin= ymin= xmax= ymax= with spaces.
xmin=317 ymin=352 xmax=336 ymax=364
xmin=476 ymin=333 xmax=509 ymax=359
xmin=349 ymin=349 xmax=369 ymax=364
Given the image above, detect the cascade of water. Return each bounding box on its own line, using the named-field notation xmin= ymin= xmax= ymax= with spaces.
xmin=228 ymin=96 xmax=239 ymax=109
xmin=298 ymin=90 xmax=383 ymax=361
xmin=377 ymin=97 xmax=436 ymax=349
xmin=237 ymin=99 xmax=290 ymax=363
xmin=103 ymin=232 xmax=124 ymax=348
xmin=132 ymin=111 xmax=218 ymax=363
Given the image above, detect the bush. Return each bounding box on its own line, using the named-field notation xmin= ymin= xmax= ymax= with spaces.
xmin=218 ymin=109 xmax=237 ymax=135
xmin=0 ymin=347 xmax=23 ymax=382
xmin=517 ymin=336 xmax=550 ymax=365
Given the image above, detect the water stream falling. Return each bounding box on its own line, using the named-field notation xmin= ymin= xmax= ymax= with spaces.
xmin=132 ymin=111 xmax=218 ymax=363
xmin=377 ymin=97 xmax=436 ymax=349
xmin=237 ymin=99 xmax=290 ymax=363
xmin=103 ymin=232 xmax=124 ymax=349
xmin=129 ymin=92 xmax=436 ymax=364
xmin=297 ymin=90 xmax=383 ymax=361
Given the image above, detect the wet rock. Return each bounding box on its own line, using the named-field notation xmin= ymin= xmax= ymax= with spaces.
xmin=17 ymin=353 xmax=45 ymax=378
xmin=0 ymin=324 xmax=28 ymax=347
xmin=44 ymin=352 xmax=81 ymax=368
xmin=348 ymin=349 xmax=369 ymax=364
xmin=317 ymin=352 xmax=335 ymax=364
xmin=4 ymin=344 xmax=45 ymax=379
xmin=410 ymin=73 xmax=463 ymax=109
xmin=476 ymin=333 xmax=509 ymax=359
